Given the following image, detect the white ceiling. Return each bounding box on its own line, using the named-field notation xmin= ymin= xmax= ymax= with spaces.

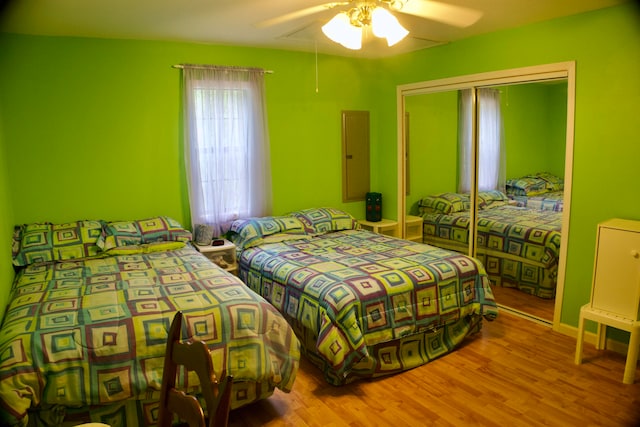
xmin=0 ymin=0 xmax=628 ymax=58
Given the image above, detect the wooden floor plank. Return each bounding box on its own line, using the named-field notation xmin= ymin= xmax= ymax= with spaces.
xmin=491 ymin=286 xmax=555 ymax=322
xmin=228 ymin=311 xmax=640 ymax=427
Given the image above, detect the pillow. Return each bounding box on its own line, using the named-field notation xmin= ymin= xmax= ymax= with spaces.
xmin=289 ymin=208 xmax=359 ymax=234
xmin=418 ymin=193 xmax=470 ymax=215
xmin=229 ymin=216 xmax=307 ymax=249
xmin=478 ymin=190 xmax=510 ymax=209
xmin=98 ymin=216 xmax=192 ymax=251
xmin=535 ymin=172 xmax=564 ymax=192
xmin=505 ymin=176 xmax=549 ymax=196
xmin=12 ymin=220 xmax=103 ymax=267
xmin=105 ymin=240 xmax=186 ymax=255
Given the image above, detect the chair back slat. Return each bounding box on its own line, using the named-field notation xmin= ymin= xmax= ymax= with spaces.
xmin=158 ymin=311 xmax=234 ymax=427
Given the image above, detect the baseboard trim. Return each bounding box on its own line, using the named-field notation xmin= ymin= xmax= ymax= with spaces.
xmin=497 ymin=304 xmax=553 ymax=327
xmin=555 ymin=321 xmax=629 ymax=355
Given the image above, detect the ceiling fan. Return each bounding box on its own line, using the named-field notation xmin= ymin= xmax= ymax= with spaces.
xmin=257 ymin=1 xmax=483 ymax=50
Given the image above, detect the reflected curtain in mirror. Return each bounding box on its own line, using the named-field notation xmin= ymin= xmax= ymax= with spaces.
xmin=458 ymin=88 xmax=506 ymax=193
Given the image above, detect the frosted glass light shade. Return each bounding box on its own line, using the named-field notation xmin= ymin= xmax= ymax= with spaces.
xmin=371 ymin=7 xmax=409 ymax=46
xmin=322 ymin=13 xmax=363 ymax=50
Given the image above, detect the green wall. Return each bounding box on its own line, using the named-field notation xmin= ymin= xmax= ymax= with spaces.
xmin=1 ymin=3 xmax=639 ymax=333
xmin=0 ymin=35 xmax=382 ymax=227
xmin=404 ymin=91 xmax=459 ymax=215
xmin=501 ymin=82 xmax=567 ymax=179
xmin=0 ymin=109 xmax=14 ymax=314
xmin=547 ymin=84 xmax=569 ymax=176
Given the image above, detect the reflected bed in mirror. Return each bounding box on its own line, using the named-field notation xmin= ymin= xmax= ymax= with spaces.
xmin=397 ymin=63 xmax=575 ymax=327
xmin=419 ymin=191 xmax=562 ymax=299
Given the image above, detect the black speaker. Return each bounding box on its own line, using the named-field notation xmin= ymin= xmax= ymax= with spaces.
xmin=366 ymin=192 xmax=382 ymax=222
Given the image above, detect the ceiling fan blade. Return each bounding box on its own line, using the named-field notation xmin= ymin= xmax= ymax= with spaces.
xmin=400 ymin=0 xmax=483 ymax=28
xmin=256 ymin=2 xmax=348 ymax=28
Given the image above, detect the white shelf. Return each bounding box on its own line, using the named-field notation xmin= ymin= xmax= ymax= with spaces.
xmin=405 ymin=215 xmax=423 ymax=243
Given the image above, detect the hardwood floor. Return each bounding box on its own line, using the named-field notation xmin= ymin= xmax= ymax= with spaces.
xmin=491 ymin=285 xmax=556 ymax=322
xmin=228 ymin=311 xmax=640 ymax=427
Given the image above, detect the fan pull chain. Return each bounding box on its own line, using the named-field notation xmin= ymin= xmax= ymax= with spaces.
xmin=315 ymin=42 xmax=319 ymax=93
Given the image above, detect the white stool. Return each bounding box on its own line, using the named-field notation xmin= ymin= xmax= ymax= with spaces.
xmin=575 ymin=304 xmax=640 ymax=384
xmin=574 ymin=219 xmax=640 ymax=385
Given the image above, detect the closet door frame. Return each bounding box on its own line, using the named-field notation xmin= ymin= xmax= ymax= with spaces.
xmin=396 ymin=61 xmax=576 ymax=331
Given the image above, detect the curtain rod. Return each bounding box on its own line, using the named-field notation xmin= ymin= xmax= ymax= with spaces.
xmin=172 ymin=64 xmax=273 ymax=74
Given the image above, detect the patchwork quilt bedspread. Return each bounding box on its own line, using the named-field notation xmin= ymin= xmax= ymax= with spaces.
xmin=508 ymin=191 xmax=564 ymax=212
xmin=422 ymin=205 xmax=563 ymax=298
xmin=237 ymin=229 xmax=498 ymax=385
xmin=0 ymin=245 xmax=300 ymax=427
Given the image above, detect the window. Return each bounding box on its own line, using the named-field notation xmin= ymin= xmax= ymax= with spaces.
xmin=183 ymin=66 xmax=272 ymax=236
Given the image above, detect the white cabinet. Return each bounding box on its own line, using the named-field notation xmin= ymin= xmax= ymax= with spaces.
xmin=591 ymin=221 xmax=640 ymax=318
xmin=574 ymin=218 xmax=640 ymax=384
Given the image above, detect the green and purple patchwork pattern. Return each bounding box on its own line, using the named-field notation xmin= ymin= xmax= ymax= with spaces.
xmin=508 ymin=191 xmax=564 ymax=212
xmin=237 ymin=229 xmax=497 ymax=385
xmin=422 ymin=205 xmax=562 ymax=299
xmin=97 ymin=216 xmax=192 ymax=251
xmin=12 ymin=221 xmax=104 ymax=266
xmin=290 ymin=207 xmax=360 ymax=234
xmin=0 ymin=245 xmax=300 ymax=426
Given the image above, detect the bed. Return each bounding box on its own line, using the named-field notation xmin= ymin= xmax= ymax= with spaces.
xmin=506 ymin=172 xmax=565 ymax=212
xmin=0 ymin=217 xmax=300 ymax=427
xmin=228 ymin=208 xmax=498 ymax=386
xmin=419 ymin=191 xmax=562 ymax=299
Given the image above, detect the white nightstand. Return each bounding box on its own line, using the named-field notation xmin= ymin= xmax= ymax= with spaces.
xmin=194 ymin=240 xmax=238 ymax=275
xmin=405 ymin=215 xmax=423 ymax=243
xmin=358 ymin=218 xmax=399 ymax=237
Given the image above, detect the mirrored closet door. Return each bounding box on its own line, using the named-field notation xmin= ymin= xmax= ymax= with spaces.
xmin=396 ymin=63 xmax=575 ymax=328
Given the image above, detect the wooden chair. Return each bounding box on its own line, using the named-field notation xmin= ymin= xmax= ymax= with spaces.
xmin=158 ymin=311 xmax=233 ymax=427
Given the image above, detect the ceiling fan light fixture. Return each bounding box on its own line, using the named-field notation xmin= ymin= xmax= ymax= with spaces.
xmin=322 ymin=12 xmax=363 ymax=50
xmin=322 ymin=3 xmax=409 ymax=49
xmin=371 ymin=7 xmax=409 ymax=46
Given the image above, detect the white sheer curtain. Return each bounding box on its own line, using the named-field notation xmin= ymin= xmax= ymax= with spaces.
xmin=183 ymin=66 xmax=272 ymax=236
xmin=458 ymin=90 xmax=473 ymax=193
xmin=458 ymin=88 xmax=506 ymax=193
